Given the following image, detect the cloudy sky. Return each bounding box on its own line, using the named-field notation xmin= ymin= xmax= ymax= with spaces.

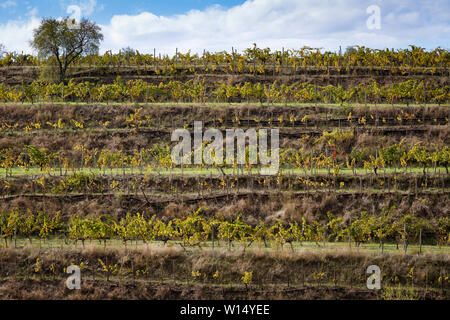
xmin=0 ymin=0 xmax=448 ymax=54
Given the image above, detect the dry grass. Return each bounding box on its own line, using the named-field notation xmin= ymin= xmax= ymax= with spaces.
xmin=0 ymin=245 xmax=448 ymax=299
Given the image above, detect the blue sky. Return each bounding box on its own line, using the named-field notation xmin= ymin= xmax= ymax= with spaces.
xmin=0 ymin=0 xmax=245 ymax=24
xmin=0 ymin=0 xmax=449 ymax=54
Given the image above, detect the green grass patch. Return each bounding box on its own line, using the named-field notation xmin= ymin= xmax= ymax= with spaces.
xmin=1 ymin=166 xmax=447 ymax=177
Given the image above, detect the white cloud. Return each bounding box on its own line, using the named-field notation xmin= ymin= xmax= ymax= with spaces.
xmin=0 ymin=7 xmax=40 ymax=53
xmin=99 ymin=0 xmax=450 ymax=54
xmin=0 ymin=0 xmax=449 ymax=55
xmin=78 ymin=0 xmax=97 ymax=16
xmin=26 ymin=7 xmax=38 ymax=17
xmin=0 ymin=0 xmax=17 ymax=9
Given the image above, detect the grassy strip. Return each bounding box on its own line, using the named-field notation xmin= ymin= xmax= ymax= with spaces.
xmin=1 ymin=124 xmax=447 ymax=136
xmin=3 ymin=237 xmax=450 ymax=255
xmin=1 ymin=166 xmax=448 ymax=176
xmin=0 ymin=102 xmax=448 ymax=108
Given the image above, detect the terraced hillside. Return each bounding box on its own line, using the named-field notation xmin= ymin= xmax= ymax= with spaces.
xmin=0 ymin=100 xmax=448 ymax=300
xmin=0 ymin=47 xmax=448 ymax=300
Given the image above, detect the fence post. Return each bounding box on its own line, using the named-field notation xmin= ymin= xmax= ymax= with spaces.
xmin=59 ymin=152 xmax=62 ymax=176
xmin=403 ymin=223 xmax=407 ymax=254
xmin=348 ymin=220 xmax=351 ymax=248
xmin=419 ymin=228 xmax=422 ymax=254
xmin=140 ymin=149 xmax=143 ymax=174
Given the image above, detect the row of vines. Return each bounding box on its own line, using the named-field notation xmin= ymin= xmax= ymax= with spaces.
xmin=1 ymin=107 xmax=448 ymax=132
xmin=1 ymin=141 xmax=448 ymax=176
xmin=1 ymin=45 xmax=448 ymax=71
xmin=0 ymin=79 xmax=448 ymax=104
xmin=1 ymin=208 xmax=449 ymax=251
